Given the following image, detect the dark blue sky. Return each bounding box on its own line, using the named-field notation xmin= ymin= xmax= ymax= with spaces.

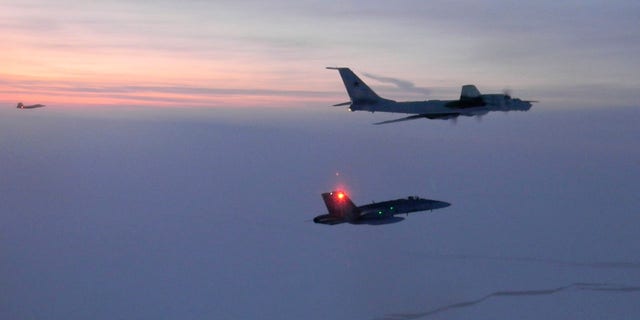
xmin=1 ymin=105 xmax=639 ymax=319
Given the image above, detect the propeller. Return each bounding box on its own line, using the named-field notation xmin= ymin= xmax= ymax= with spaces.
xmin=503 ymin=88 xmax=539 ymax=103
xmin=502 ymin=88 xmax=512 ymax=99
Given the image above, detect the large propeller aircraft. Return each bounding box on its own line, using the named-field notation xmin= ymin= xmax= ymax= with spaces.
xmin=313 ymin=190 xmax=450 ymax=225
xmin=327 ymin=67 xmax=536 ymax=124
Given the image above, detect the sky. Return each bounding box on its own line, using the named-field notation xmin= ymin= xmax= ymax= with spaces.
xmin=2 ymin=1 xmax=640 ymax=319
xmin=1 ymin=0 xmax=639 ymax=109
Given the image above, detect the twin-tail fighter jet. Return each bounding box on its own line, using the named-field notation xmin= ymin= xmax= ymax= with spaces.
xmin=313 ymin=190 xmax=450 ymax=225
xmin=16 ymin=102 xmax=45 ymax=109
xmin=327 ymin=67 xmax=536 ymax=124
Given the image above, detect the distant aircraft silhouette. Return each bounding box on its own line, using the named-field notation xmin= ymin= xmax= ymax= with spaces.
xmin=313 ymin=190 xmax=450 ymax=225
xmin=16 ymin=102 xmax=45 ymax=109
xmin=327 ymin=67 xmax=536 ymax=124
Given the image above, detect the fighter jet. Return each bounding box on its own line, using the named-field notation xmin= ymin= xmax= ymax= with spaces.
xmin=313 ymin=190 xmax=450 ymax=225
xmin=327 ymin=67 xmax=536 ymax=124
xmin=16 ymin=102 xmax=45 ymax=109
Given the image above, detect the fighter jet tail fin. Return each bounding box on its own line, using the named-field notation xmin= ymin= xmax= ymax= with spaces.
xmin=327 ymin=67 xmax=389 ymax=105
xmin=321 ymin=190 xmax=360 ymax=223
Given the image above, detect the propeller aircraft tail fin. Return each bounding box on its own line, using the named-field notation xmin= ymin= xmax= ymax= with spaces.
xmin=327 ymin=67 xmax=390 ymax=105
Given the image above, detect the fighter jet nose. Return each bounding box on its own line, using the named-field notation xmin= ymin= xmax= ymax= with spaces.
xmin=434 ymin=201 xmax=451 ymax=209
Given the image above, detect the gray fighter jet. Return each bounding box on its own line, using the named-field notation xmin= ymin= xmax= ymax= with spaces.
xmin=313 ymin=190 xmax=450 ymax=225
xmin=16 ymin=102 xmax=45 ymax=109
xmin=327 ymin=67 xmax=536 ymax=124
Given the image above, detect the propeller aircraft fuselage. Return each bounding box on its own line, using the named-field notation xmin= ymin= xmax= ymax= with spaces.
xmin=327 ymin=67 xmax=536 ymax=124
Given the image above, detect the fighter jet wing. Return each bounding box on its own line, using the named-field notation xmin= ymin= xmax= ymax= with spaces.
xmin=373 ymin=113 xmax=460 ymax=125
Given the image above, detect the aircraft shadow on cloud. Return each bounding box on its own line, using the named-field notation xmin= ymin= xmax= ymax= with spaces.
xmin=313 ymin=191 xmax=450 ymax=225
xmin=380 ymin=282 xmax=640 ymax=320
xmin=327 ymin=67 xmax=537 ymax=124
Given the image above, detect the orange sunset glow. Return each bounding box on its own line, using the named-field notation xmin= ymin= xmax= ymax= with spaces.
xmin=0 ymin=2 xmax=339 ymax=109
xmin=2 ymin=1 xmax=639 ymax=109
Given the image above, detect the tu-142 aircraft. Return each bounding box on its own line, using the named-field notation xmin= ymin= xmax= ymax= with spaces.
xmin=327 ymin=67 xmax=536 ymax=124
xmin=16 ymin=102 xmax=45 ymax=109
xmin=313 ymin=190 xmax=450 ymax=225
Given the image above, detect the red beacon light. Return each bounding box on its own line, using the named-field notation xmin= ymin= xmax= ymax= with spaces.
xmin=337 ymin=192 xmax=345 ymax=200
